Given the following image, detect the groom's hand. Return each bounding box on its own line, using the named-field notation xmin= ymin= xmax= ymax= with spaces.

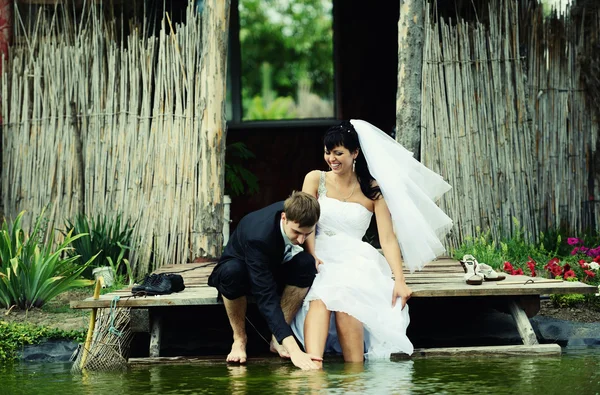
xmin=392 ymin=280 xmax=412 ymax=310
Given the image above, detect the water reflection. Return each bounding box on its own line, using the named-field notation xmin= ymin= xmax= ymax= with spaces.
xmin=227 ymin=364 xmax=248 ymax=393
xmin=2 ymin=347 xmax=599 ymax=394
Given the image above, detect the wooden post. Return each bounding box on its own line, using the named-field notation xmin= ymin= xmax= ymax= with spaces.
xmin=193 ymin=0 xmax=231 ymax=260
xmin=396 ymin=0 xmax=424 ymax=158
xmin=508 ymin=300 xmax=539 ymax=346
xmin=149 ymin=313 xmax=163 ymax=358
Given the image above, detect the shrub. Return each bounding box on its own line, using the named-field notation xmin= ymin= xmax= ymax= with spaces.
xmin=0 ymin=211 xmax=95 ymax=310
xmin=64 ymin=213 xmax=135 ymax=274
xmin=550 ymin=293 xmax=586 ymax=307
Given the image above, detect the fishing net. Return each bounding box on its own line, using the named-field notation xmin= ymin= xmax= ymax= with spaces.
xmin=71 ymin=298 xmax=133 ymax=373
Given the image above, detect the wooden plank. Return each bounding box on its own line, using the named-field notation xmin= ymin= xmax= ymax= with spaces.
xmin=508 ymin=300 xmax=538 ymax=345
xmin=127 ymin=344 xmax=562 ymax=365
xmin=402 ymin=344 xmax=561 ymax=358
xmin=70 ymin=258 xmax=597 ymax=309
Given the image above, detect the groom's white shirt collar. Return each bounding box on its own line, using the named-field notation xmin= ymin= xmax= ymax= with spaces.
xmin=280 ymin=219 xmax=302 ymax=262
xmin=279 ymin=218 xmax=294 ymax=248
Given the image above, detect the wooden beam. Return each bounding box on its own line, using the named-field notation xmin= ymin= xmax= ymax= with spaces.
xmin=508 ymin=300 xmax=538 ymax=345
xmin=400 ymin=344 xmax=561 ymax=358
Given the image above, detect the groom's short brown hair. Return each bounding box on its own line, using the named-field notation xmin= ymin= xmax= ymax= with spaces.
xmin=283 ymin=191 xmax=320 ymax=228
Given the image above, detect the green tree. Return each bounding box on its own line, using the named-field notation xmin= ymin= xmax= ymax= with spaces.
xmin=239 ymin=0 xmax=333 ymax=116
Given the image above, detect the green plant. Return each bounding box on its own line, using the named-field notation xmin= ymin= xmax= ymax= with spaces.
xmin=550 ymin=293 xmax=586 ymax=307
xmin=0 ymin=211 xmax=96 ymax=310
xmin=0 ymin=321 xmax=85 ymax=363
xmin=106 ymin=242 xmax=134 ymax=287
xmin=452 ymin=219 xmax=557 ymax=271
xmin=64 ymin=213 xmax=135 ymax=272
xmin=225 ymin=142 xmax=259 ymax=197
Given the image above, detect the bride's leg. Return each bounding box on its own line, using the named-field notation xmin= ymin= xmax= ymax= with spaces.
xmin=334 ymin=312 xmax=364 ymax=363
xmin=304 ymin=299 xmax=331 ymax=368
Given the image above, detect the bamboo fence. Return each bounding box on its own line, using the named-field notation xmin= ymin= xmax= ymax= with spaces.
xmin=1 ymin=1 xmax=228 ymax=276
xmin=421 ymin=0 xmax=600 ymax=249
xmin=523 ymin=1 xmax=600 ymax=235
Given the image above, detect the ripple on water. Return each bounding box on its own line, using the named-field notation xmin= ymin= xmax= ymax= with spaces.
xmin=2 ymin=347 xmax=599 ymax=395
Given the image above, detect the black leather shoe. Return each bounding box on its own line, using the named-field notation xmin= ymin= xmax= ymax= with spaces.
xmin=132 ymin=273 xmax=185 ymax=295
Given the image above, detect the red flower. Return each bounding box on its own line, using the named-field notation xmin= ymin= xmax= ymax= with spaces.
xmin=594 ymin=255 xmax=600 ymax=263
xmin=530 ymin=269 xmax=537 ymax=277
xmin=579 ymin=260 xmax=589 ymax=269
xmin=527 ymin=261 xmax=536 ymax=271
xmin=563 ymin=264 xmax=571 ymax=272
xmin=564 ymin=270 xmax=576 ymax=279
xmin=512 ymin=268 xmax=524 ymax=275
xmin=571 ymin=247 xmax=580 ymax=255
xmin=547 ymin=257 xmax=560 ymax=266
xmin=503 ymin=261 xmax=513 ymax=272
xmin=584 ymin=270 xmax=596 ymax=278
xmin=551 ymin=265 xmax=563 ymax=277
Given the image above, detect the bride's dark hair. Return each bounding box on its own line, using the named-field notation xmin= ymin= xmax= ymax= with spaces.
xmin=323 ymin=121 xmax=381 ymax=200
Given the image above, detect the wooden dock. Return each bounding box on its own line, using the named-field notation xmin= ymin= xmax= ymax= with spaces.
xmin=71 ymin=258 xmax=597 ymax=359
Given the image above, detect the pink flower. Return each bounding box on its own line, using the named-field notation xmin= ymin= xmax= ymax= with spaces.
xmin=567 ymin=237 xmax=581 ymax=246
xmin=564 ymin=270 xmax=576 ymax=279
xmin=571 ymin=247 xmax=580 ymax=255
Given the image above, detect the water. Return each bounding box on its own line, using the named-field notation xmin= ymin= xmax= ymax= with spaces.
xmin=2 ymin=347 xmax=599 ymax=394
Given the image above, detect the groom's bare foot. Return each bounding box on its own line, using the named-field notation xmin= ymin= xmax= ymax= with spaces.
xmin=227 ymin=337 xmax=247 ymax=364
xmin=269 ymin=338 xmax=290 ymax=358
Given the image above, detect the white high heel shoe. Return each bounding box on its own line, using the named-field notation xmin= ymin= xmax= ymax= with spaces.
xmin=461 ymin=254 xmax=483 ymax=285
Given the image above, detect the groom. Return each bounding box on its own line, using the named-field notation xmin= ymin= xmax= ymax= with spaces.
xmin=208 ymin=191 xmax=322 ymax=370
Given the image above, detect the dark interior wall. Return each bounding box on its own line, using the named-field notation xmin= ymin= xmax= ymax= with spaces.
xmin=227 ymin=123 xmax=332 ymax=227
xmin=334 ymin=0 xmax=400 ymax=133
xmin=227 ymin=0 xmax=400 ymax=230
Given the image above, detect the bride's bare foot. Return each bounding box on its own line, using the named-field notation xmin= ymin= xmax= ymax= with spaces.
xmin=269 ymin=338 xmax=290 ymax=358
xmin=227 ymin=337 xmax=247 ymax=364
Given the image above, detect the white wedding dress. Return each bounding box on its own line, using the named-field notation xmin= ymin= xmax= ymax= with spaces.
xmin=291 ymin=172 xmax=414 ymax=359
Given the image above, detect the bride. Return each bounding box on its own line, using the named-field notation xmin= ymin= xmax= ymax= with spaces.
xmin=291 ymin=120 xmax=453 ymax=366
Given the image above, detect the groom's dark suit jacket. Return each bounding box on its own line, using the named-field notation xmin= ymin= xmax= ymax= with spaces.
xmin=210 ymin=201 xmax=293 ymax=342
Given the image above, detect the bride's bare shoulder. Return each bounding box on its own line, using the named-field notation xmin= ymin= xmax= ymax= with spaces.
xmin=305 ymin=170 xmax=322 ymax=183
xmin=302 ymin=170 xmax=322 ymax=194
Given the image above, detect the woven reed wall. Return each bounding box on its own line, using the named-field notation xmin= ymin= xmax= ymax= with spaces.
xmin=420 ymin=0 xmax=599 ymax=248
xmin=1 ymin=1 xmax=229 ymax=276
